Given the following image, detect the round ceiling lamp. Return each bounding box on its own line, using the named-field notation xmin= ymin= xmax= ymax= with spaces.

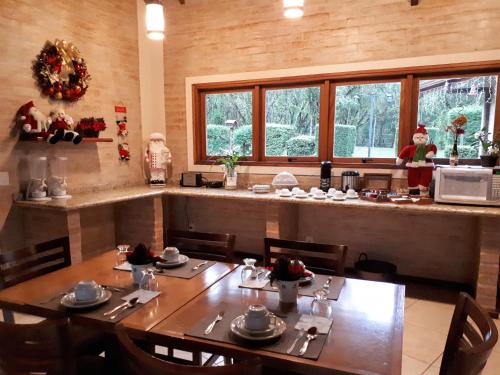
xmin=145 ymin=0 xmax=165 ymax=40
xmin=283 ymin=0 xmax=304 ymax=19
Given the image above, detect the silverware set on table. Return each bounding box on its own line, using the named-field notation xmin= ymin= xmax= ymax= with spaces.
xmin=191 ymin=261 xmax=209 ymax=271
xmin=103 ymin=297 xmax=139 ymax=320
xmin=204 ymin=311 xmax=225 ymax=335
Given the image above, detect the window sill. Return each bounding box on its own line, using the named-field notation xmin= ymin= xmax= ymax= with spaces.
xmin=195 ymin=160 xmax=405 ymax=169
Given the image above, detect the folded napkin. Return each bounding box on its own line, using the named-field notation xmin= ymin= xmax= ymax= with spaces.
xmin=122 ymin=289 xmax=160 ymax=304
xmin=114 ymin=262 xmax=132 ymax=271
xmin=294 ymin=314 xmax=333 ymax=335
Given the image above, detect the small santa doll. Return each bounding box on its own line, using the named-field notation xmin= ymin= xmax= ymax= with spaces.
xmin=16 ymin=101 xmax=50 ymax=141
xmin=396 ymin=124 xmax=437 ymax=196
xmin=144 ymin=133 xmax=172 ymax=186
xmin=47 ymin=108 xmax=82 ymax=144
xmin=118 ymin=142 xmax=130 ymax=161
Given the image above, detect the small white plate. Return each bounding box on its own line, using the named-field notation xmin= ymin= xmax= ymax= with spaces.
xmin=332 ymin=196 xmax=346 ymax=201
xmin=61 ymin=289 xmax=112 ymax=309
xmin=299 ymin=270 xmax=315 ymax=285
xmin=157 ymin=254 xmax=189 ymax=268
xmin=345 ymin=194 xmax=359 ymax=199
xmin=279 ymin=193 xmax=293 ymax=198
xmin=313 ymin=195 xmax=327 ymax=200
xmin=294 ymin=194 xmax=309 ymax=199
xmin=230 ymin=315 xmax=286 ymax=341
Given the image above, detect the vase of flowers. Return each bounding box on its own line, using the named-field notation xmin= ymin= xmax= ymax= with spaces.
xmin=217 ymin=152 xmax=240 ymax=190
xmin=475 ymin=130 xmax=499 ymax=167
xmin=269 ymin=256 xmax=305 ymax=304
xmin=126 ymin=243 xmax=160 ymax=284
xmin=446 ymin=114 xmax=467 ymax=166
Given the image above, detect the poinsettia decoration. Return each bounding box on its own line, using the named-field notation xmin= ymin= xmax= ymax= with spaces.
xmin=126 ymin=243 xmax=160 ymax=265
xmin=269 ymin=256 xmax=309 ymax=283
xmin=446 ymin=114 xmax=468 ymax=138
xmin=33 ymin=39 xmax=90 ymax=102
xmin=76 ymin=117 xmax=106 ymax=138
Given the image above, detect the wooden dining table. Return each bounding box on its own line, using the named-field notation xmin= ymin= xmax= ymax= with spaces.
xmin=0 ymin=251 xmax=404 ymax=374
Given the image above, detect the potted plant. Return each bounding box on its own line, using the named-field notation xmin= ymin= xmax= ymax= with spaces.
xmin=269 ymin=256 xmax=304 ymax=304
xmin=126 ymin=243 xmax=160 ymax=284
xmin=445 ymin=114 xmax=467 ymax=166
xmin=217 ymin=152 xmax=240 ymax=190
xmin=76 ymin=117 xmax=107 ymax=138
xmin=475 ymin=130 xmax=499 ymax=167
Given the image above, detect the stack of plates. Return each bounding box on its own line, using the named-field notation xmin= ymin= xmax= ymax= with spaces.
xmin=156 ymin=254 xmax=190 ymax=268
xmin=250 ymin=184 xmax=271 ymax=194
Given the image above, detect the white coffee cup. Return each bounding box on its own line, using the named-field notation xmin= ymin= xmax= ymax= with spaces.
xmin=314 ymin=190 xmax=326 ymax=197
xmin=346 ymin=188 xmax=357 ymax=197
xmin=280 ymin=188 xmax=291 ymax=195
xmin=310 ymin=187 xmax=319 ymax=194
xmin=334 ymin=190 xmax=345 ymax=198
xmin=74 ymin=280 xmax=100 ymax=302
xmin=291 ymin=187 xmax=301 ymax=193
xmin=328 ymin=188 xmax=337 ymax=195
xmin=163 ymin=247 xmax=180 ymax=262
xmin=244 ymin=304 xmax=274 ymax=331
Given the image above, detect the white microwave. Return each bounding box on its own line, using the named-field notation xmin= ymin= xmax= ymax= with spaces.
xmin=434 ymin=166 xmax=500 ymax=206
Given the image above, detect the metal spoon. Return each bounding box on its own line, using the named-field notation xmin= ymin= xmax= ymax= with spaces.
xmin=109 ymin=297 xmax=139 ymax=320
xmin=191 ymin=261 xmax=208 ymax=271
xmin=298 ymin=326 xmax=318 ymax=356
xmin=322 ymin=276 xmax=333 ymax=290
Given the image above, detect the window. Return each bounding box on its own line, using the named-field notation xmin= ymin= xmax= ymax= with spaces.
xmin=265 ymin=87 xmax=320 ymax=157
xmin=204 ymin=91 xmax=253 ymax=157
xmin=417 ymin=75 xmax=498 ymax=159
xmin=333 ymin=82 xmax=401 ymax=158
xmin=193 ymin=61 xmax=500 ymax=166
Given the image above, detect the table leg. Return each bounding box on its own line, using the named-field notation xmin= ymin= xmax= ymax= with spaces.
xmin=65 ymin=210 xmax=82 ymax=264
xmin=476 ymin=217 xmax=500 ymax=315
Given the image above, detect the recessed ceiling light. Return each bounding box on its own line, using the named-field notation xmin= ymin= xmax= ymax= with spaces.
xmin=283 ymin=0 xmax=304 ymax=19
xmin=145 ymin=0 xmax=165 ymax=40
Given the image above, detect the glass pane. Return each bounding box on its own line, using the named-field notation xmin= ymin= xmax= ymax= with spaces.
xmin=418 ymin=75 xmax=498 ymax=158
xmin=265 ymin=87 xmax=320 ymax=157
xmin=205 ymin=92 xmax=253 ymax=156
xmin=333 ymin=82 xmax=401 ymax=158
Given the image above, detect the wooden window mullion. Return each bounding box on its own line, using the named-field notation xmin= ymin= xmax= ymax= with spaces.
xmin=318 ymin=80 xmax=330 ymax=161
xmin=327 ymin=81 xmax=336 ymax=159
xmin=251 ymin=86 xmax=261 ymax=161
xmin=398 ymin=74 xmax=414 ymax=155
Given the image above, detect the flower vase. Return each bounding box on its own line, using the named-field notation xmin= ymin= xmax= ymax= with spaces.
xmin=480 ymin=155 xmax=498 ymax=167
xmin=225 ymin=170 xmax=237 ymax=190
xmin=131 ymin=263 xmax=151 ymax=284
xmin=276 ymin=280 xmax=299 ymax=304
xmin=449 ymin=140 xmax=459 ymax=167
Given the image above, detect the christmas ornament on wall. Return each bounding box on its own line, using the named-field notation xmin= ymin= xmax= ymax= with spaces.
xmin=115 ymin=105 xmax=130 ymax=160
xmin=33 ymin=39 xmax=90 ymax=102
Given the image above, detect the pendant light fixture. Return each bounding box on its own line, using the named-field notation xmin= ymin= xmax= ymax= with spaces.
xmin=145 ymin=0 xmax=165 ymax=40
xmin=283 ymin=0 xmax=304 ymax=19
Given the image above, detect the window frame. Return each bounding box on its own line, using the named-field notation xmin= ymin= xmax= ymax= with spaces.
xmin=192 ymin=61 xmax=500 ymax=168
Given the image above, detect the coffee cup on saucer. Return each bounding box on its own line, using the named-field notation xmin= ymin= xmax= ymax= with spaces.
xmin=291 ymin=187 xmax=301 ymax=194
xmin=163 ymin=247 xmax=180 ymax=262
xmin=244 ymin=304 xmax=275 ymax=331
xmin=74 ymin=280 xmax=100 ymax=302
xmin=333 ymin=190 xmax=345 ymax=199
xmin=280 ymin=188 xmax=291 ymax=196
xmin=309 ymin=187 xmax=319 ymax=195
xmin=346 ymin=189 xmax=358 ymax=198
xmin=314 ymin=190 xmax=326 ymax=197
xmin=327 ymin=188 xmax=337 ymax=196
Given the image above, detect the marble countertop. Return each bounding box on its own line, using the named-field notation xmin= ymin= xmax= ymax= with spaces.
xmin=14 ymin=185 xmax=500 ymax=217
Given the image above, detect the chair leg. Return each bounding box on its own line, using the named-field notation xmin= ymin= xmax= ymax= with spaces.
xmin=1 ymin=308 xmax=14 ymax=323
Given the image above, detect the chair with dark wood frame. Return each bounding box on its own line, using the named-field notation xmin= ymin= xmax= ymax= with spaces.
xmin=115 ymin=325 xmax=262 ymax=375
xmin=263 ymin=238 xmax=347 ymax=276
xmin=166 ymin=230 xmax=236 ymax=263
xmin=439 ymin=292 xmax=498 ymax=375
xmin=0 ymin=237 xmax=71 ymax=323
xmin=0 ymin=317 xmax=77 ymax=375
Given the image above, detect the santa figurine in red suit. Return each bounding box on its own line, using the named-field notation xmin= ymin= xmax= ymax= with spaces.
xmin=396 ymin=124 xmax=437 ymax=196
xmin=46 ymin=108 xmax=82 ymax=144
xmin=16 ymin=101 xmax=50 ymax=141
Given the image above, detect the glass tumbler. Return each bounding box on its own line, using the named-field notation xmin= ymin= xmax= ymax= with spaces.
xmin=116 ymin=244 xmax=130 ymax=266
xmin=240 ymin=258 xmax=257 ymax=284
xmin=310 ymin=288 xmax=332 ymax=319
xmin=140 ymin=267 xmax=159 ymax=291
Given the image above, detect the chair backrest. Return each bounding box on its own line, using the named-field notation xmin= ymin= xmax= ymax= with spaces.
xmin=116 ymin=325 xmax=261 ymax=375
xmin=264 ymin=238 xmax=347 ymax=276
xmin=0 ymin=237 xmax=71 ymax=289
xmin=0 ymin=318 xmax=75 ymax=375
xmin=166 ymin=230 xmax=235 ymax=262
xmin=440 ymin=292 xmax=498 ymax=375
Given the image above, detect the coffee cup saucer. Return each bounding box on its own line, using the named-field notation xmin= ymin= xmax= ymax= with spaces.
xmin=157 ymin=254 xmax=189 ymax=268
xmin=294 ymin=193 xmax=308 ymax=199
xmin=313 ymin=194 xmax=327 ymax=200
xmin=62 ymin=287 xmax=111 ymax=309
xmin=279 ymin=193 xmax=292 ymax=198
xmin=230 ymin=315 xmax=286 ymax=341
xmin=346 ymin=193 xmax=359 ymax=199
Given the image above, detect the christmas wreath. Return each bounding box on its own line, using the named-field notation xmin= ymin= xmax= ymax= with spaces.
xmin=33 ymin=39 xmax=90 ymax=102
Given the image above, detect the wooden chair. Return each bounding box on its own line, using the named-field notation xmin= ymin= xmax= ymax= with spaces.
xmin=166 ymin=230 xmax=236 ymax=263
xmin=0 ymin=317 xmax=104 ymax=375
xmin=264 ymin=238 xmax=347 ymax=276
xmin=0 ymin=237 xmax=71 ymax=323
xmin=439 ymin=292 xmax=498 ymax=375
xmin=116 ymin=325 xmax=261 ymax=375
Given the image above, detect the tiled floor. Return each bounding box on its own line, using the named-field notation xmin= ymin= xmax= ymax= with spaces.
xmin=1 ymin=290 xmax=499 ymax=374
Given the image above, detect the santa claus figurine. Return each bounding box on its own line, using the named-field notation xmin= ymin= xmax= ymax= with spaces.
xmin=46 ymin=108 xmax=82 ymax=144
xmin=145 ymin=133 xmax=171 ymax=186
xmin=396 ymin=124 xmax=437 ymax=196
xmin=16 ymin=101 xmax=50 ymax=141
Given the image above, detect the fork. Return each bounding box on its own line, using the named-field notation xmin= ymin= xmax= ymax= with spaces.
xmin=286 ymin=328 xmax=305 ymax=354
xmin=192 ymin=261 xmax=208 ymax=271
xmin=204 ymin=311 xmax=224 ymax=335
